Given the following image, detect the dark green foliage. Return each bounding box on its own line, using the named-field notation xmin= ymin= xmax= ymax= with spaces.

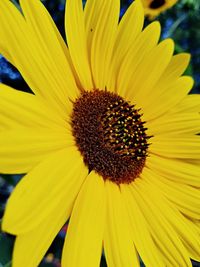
xmin=0 ymin=234 xmax=14 ymax=266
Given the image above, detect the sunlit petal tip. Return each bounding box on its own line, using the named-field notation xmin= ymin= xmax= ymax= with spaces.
xmin=160 ymin=38 xmax=175 ymax=54
xmin=150 ymin=20 xmax=161 ymax=35
xmin=182 ymin=76 xmax=194 ymax=90
xmin=181 ymin=52 xmax=191 ymax=64
xmin=135 ymin=0 xmax=145 ymax=14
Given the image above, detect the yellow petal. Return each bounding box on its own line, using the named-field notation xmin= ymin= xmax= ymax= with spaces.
xmin=159 ymin=53 xmax=190 ymax=83
xmin=150 ymin=135 xmax=200 ymax=159
xmin=0 ymin=128 xmax=73 ymax=174
xmin=146 ymin=155 xmax=200 ymax=187
xmin=0 ymin=84 xmax=66 ymax=130
xmin=65 ymin=0 xmax=93 ymax=90
xmin=144 ymin=76 xmax=194 ymax=120
xmin=129 ymin=39 xmax=174 ymax=112
xmin=84 ymin=0 xmax=120 ymax=89
xmin=104 ymin=181 xmax=140 ymax=267
xmin=62 ymin=172 xmax=105 ymax=267
xmin=136 ymin=179 xmax=200 ymax=262
xmin=121 ymin=185 xmax=165 ymax=267
xmin=147 ymin=112 xmax=200 ymax=135
xmin=2 ymin=147 xmax=87 ymax=234
xmin=131 ymin=181 xmax=192 ymax=267
xmin=0 ymin=0 xmax=77 ymax=116
xmin=143 ymin=52 xmax=193 ymax=119
xmin=19 ymin=0 xmax=79 ymax=100
xmin=186 ymin=219 xmax=200 ymax=251
xmin=144 ymin=54 xmax=191 ymax=118
xmin=181 ymin=219 xmax=200 ymax=261
xmin=141 ymin=167 xmax=200 ymax=220
xmin=117 ymin=21 xmax=161 ymax=98
xmin=169 ymin=94 xmax=200 ymax=114
xmin=0 ymin=45 xmax=13 ymax=65
xmin=12 ymin=203 xmax=69 ymax=267
xmin=107 ymin=0 xmax=144 ymax=92
xmin=192 ymin=220 xmax=200 ymax=236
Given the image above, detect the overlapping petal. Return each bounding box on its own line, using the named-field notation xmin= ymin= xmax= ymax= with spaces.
xmin=107 ymin=0 xmax=144 ymax=91
xmin=0 ymin=0 xmax=78 ymax=116
xmin=131 ymin=181 xmax=192 ymax=267
xmin=0 ymin=84 xmax=65 ymax=130
xmin=169 ymin=94 xmax=200 ymax=114
xmin=84 ymin=0 xmax=120 ymax=89
xmin=65 ymin=0 xmax=93 ymax=90
xmin=131 ymin=39 xmax=174 ymax=101
xmin=13 ymin=202 xmax=69 ymax=267
xmin=0 ymin=128 xmax=73 ymax=174
xmin=2 ymin=147 xmax=87 ymax=234
xmin=122 ymin=185 xmax=165 ymax=267
xmin=144 ymin=75 xmax=194 ymax=120
xmin=62 ymin=172 xmax=105 ymax=267
xmin=136 ymin=179 xmax=200 ymax=262
xmin=147 ymin=112 xmax=200 ymax=135
xmin=141 ymin=167 xmax=200 ymax=220
xmin=146 ymin=155 xmax=200 ymax=187
xmin=159 ymin=53 xmax=190 ymax=81
xmin=150 ymin=135 xmax=200 ymax=159
xmin=104 ymin=182 xmax=140 ymax=267
xmin=117 ymin=21 xmax=161 ymax=98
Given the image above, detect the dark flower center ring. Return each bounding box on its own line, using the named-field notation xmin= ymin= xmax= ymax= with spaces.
xmin=71 ymin=89 xmax=151 ymax=184
xmin=150 ymin=0 xmax=166 ymax=9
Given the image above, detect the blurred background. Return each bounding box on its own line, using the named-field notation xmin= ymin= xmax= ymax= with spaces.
xmin=0 ymin=0 xmax=200 ymax=266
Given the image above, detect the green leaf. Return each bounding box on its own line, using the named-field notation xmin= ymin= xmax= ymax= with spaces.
xmin=2 ymin=262 xmax=11 ymax=267
xmin=0 ymin=233 xmax=14 ymax=266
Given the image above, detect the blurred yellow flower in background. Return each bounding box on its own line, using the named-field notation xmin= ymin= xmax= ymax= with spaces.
xmin=141 ymin=0 xmax=178 ymax=18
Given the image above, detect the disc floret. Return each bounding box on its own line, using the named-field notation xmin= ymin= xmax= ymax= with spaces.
xmin=71 ymin=89 xmax=151 ymax=184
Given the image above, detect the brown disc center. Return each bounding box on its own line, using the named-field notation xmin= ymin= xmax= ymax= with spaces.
xmin=150 ymin=0 xmax=166 ymax=9
xmin=71 ymin=89 xmax=151 ymax=184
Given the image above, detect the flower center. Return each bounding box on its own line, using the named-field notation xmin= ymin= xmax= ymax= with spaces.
xmin=71 ymin=90 xmax=151 ymax=184
xmin=150 ymin=0 xmax=166 ymax=9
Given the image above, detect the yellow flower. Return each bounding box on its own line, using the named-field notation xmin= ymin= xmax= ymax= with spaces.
xmin=141 ymin=0 xmax=178 ymax=18
xmin=0 ymin=0 xmax=200 ymax=266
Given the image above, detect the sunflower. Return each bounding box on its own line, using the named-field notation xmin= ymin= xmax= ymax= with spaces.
xmin=141 ymin=0 xmax=178 ymax=18
xmin=0 ymin=0 xmax=200 ymax=266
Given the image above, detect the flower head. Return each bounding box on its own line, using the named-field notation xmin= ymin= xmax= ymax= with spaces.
xmin=0 ymin=0 xmax=200 ymax=267
xmin=141 ymin=0 xmax=178 ymax=18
